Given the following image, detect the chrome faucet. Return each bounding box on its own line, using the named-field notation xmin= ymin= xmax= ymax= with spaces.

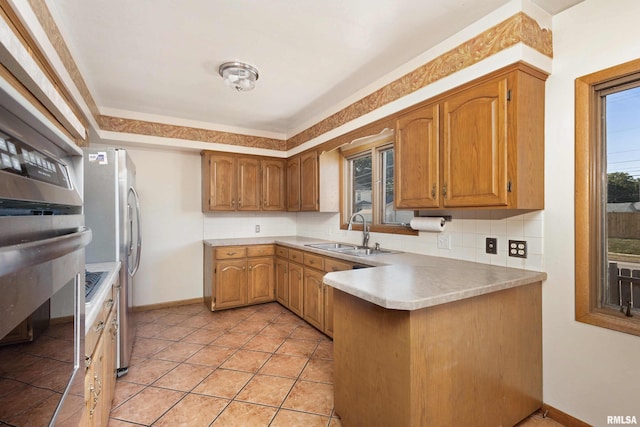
xmin=348 ymin=213 xmax=370 ymax=248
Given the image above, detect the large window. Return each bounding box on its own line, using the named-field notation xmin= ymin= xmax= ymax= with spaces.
xmin=576 ymin=58 xmax=640 ymax=336
xmin=341 ymin=134 xmax=414 ymax=234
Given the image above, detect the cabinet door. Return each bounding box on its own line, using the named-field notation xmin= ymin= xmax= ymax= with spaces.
xmin=395 ymin=104 xmax=440 ymax=208
xmin=262 ymin=159 xmax=286 ymax=211
xmin=247 ymin=257 xmax=274 ymax=304
xmin=300 ymin=151 xmax=319 ymax=211
xmin=275 ymin=257 xmax=289 ymax=306
xmin=324 ymin=285 xmax=334 ymax=338
xmin=442 ymin=77 xmax=508 ymax=207
xmin=237 ymin=157 xmax=261 ymax=211
xmin=86 ymin=336 xmax=105 ymax=427
xmin=215 ymin=259 xmax=247 ymax=309
xmin=207 ymin=154 xmax=237 ymax=211
xmin=303 ymin=268 xmax=324 ymax=330
xmin=286 ymin=156 xmax=301 ymax=211
xmin=103 ymin=305 xmax=118 ymax=418
xmin=288 ymin=262 xmax=304 ymax=317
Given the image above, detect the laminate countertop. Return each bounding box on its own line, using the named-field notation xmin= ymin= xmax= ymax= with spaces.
xmin=204 ymin=236 xmax=546 ymax=311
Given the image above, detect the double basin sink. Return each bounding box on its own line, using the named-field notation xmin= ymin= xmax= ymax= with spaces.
xmin=305 ymin=242 xmax=399 ymax=257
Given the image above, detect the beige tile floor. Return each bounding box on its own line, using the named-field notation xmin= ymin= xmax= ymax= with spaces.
xmin=108 ymin=302 xmax=564 ymax=427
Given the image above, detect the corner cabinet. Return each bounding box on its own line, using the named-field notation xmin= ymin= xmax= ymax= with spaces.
xmin=202 ymin=151 xmax=285 ymax=212
xmin=287 ymin=150 xmax=339 ymax=212
xmin=395 ymin=64 xmax=546 ymax=210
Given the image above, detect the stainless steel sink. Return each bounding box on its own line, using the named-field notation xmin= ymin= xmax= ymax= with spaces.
xmin=306 ymin=242 xmax=359 ymax=250
xmin=333 ymin=247 xmax=399 ymax=257
xmin=306 ymin=242 xmax=399 ymax=257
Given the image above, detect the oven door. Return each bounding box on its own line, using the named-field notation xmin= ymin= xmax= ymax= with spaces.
xmin=0 ymin=215 xmax=91 ymax=426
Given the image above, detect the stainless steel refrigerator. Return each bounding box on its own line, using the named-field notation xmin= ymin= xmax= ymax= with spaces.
xmin=83 ymin=148 xmax=141 ymax=376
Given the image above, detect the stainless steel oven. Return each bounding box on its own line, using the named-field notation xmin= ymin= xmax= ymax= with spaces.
xmin=0 ymin=95 xmax=90 ymax=426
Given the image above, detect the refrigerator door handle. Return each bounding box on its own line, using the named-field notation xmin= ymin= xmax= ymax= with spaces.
xmin=128 ymin=186 xmax=142 ymax=276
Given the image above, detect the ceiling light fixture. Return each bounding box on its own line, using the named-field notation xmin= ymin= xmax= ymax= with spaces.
xmin=218 ymin=61 xmax=259 ymax=92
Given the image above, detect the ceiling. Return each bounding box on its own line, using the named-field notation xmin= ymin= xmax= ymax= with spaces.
xmin=45 ymin=0 xmax=582 ymax=139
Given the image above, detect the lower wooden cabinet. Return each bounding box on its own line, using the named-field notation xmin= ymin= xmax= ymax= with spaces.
xmin=204 ymin=244 xmax=275 ymax=310
xmin=273 ymin=245 xmax=354 ymax=337
xmin=288 ymin=262 xmax=304 ymax=317
xmin=247 ymin=257 xmax=275 ymax=304
xmin=205 ymin=243 xmax=356 ymax=338
xmin=275 ymin=257 xmax=289 ymax=306
xmin=303 ymin=268 xmax=325 ymax=330
xmin=83 ymin=281 xmax=118 ymax=427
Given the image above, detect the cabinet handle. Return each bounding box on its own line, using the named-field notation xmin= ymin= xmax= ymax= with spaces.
xmin=431 ymin=184 xmax=436 ymax=198
xmin=85 ymin=355 xmax=92 ymax=368
xmin=242 ymin=266 xmax=246 ymax=271
xmin=310 ymin=260 xmax=315 ymax=264
xmin=239 ymin=199 xmax=243 ymax=207
xmin=264 ymin=199 xmax=268 ymax=207
xmin=231 ymin=199 xmax=236 ymax=206
xmin=227 ymin=251 xmax=236 ymax=256
xmin=443 ymin=182 xmax=447 ymax=197
xmin=105 ymin=299 xmax=114 ymax=309
xmin=249 ymin=265 xmax=252 ymax=271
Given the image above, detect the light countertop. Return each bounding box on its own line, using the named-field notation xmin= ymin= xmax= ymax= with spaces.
xmin=204 ymin=236 xmax=547 ymax=310
xmin=85 ymin=262 xmax=120 ymax=330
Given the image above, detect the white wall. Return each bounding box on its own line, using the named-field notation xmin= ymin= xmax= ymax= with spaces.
xmin=121 ymin=146 xmax=204 ymax=307
xmin=114 ymin=145 xmax=298 ymax=307
xmin=541 ymin=0 xmax=640 ymax=424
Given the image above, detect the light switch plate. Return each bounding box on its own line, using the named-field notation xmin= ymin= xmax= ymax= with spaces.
xmin=486 ymin=237 xmax=497 ymax=254
xmin=255 ymin=225 xmax=260 ymax=233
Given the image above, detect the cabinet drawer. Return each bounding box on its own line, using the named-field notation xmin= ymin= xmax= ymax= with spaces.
xmin=304 ymin=253 xmax=325 ymax=270
xmin=324 ymin=257 xmax=352 ymax=273
xmin=289 ymin=249 xmax=303 ymax=263
xmin=275 ymin=246 xmax=288 ymax=258
xmin=247 ymin=244 xmax=275 ymax=257
xmin=215 ymin=246 xmax=247 ymax=259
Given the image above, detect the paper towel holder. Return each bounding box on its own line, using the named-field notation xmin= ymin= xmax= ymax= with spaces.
xmin=417 ymin=215 xmax=452 ymax=222
xmin=402 ymin=215 xmax=452 ymax=228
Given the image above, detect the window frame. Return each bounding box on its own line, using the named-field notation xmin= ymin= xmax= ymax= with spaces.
xmin=340 ymin=138 xmax=417 ymax=236
xmin=575 ymin=57 xmax=640 ymax=337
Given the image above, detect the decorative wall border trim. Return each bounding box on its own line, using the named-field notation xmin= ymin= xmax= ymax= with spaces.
xmin=26 ymin=5 xmax=551 ymax=152
xmin=286 ymin=12 xmax=552 ymax=150
xmin=99 ymin=115 xmax=287 ymax=151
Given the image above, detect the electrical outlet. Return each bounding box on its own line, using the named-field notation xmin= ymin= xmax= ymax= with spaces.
xmin=437 ymin=234 xmax=451 ymax=250
xmin=508 ymin=240 xmax=527 ymax=258
xmin=486 ymin=237 xmax=497 ymax=254
xmin=255 ymin=225 xmax=260 ymax=233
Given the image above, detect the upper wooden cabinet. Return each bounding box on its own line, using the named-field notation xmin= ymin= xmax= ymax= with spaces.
xmin=286 ymin=156 xmax=301 ymax=211
xmin=287 ymin=150 xmax=340 ymax=212
xmin=442 ymin=77 xmax=508 ymax=207
xmin=396 ymin=103 xmax=440 ymax=209
xmin=300 ymin=151 xmax=319 ymax=211
xmin=395 ymin=65 xmax=546 ymax=210
xmin=262 ymin=158 xmax=286 ymax=211
xmin=202 ymin=151 xmax=285 ymax=212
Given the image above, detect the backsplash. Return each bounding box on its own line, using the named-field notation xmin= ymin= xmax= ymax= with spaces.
xmin=295 ymin=211 xmax=544 ymax=271
xmin=203 ymin=212 xmax=297 ymax=239
xmin=203 ymin=210 xmax=544 ymax=271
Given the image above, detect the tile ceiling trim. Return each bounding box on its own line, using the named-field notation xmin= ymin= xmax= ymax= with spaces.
xmin=30 ymin=5 xmax=551 ymax=152
xmin=286 ymin=12 xmax=552 ymax=150
xmin=98 ymin=115 xmax=287 ymax=151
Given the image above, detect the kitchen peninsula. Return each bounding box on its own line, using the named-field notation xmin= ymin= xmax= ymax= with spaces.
xmin=203 ymin=236 xmax=546 ymax=426
xmin=324 ymin=262 xmax=545 ymax=427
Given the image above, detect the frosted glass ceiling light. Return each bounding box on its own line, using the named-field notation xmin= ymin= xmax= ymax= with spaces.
xmin=219 ymin=62 xmax=259 ymax=91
